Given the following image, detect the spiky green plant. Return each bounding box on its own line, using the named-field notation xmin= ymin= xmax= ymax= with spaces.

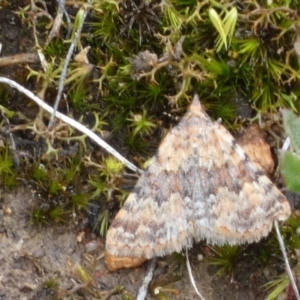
xmin=49 ymin=207 xmax=68 ymax=223
xmin=94 ymin=209 xmax=109 ymax=236
xmin=207 ymin=245 xmax=241 ymax=278
xmin=30 ymin=207 xmax=49 ymax=226
xmin=265 ymin=273 xmax=289 ymax=300
xmin=71 ymin=193 xmax=91 ymax=211
xmin=127 ymin=108 xmax=157 ymax=137
xmin=42 ymin=277 xmax=58 ymax=289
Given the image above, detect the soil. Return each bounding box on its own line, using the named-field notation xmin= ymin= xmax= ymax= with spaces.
xmin=0 ymin=1 xmax=288 ymax=300
xmin=0 ymin=187 xmax=270 ymax=300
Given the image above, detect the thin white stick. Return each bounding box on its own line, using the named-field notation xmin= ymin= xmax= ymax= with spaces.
xmin=137 ymin=258 xmax=157 ymax=300
xmin=185 ymin=248 xmax=206 ymax=300
xmin=274 ymin=220 xmax=300 ymax=300
xmin=48 ymin=6 xmax=88 ymax=128
xmin=0 ymin=77 xmax=141 ymax=174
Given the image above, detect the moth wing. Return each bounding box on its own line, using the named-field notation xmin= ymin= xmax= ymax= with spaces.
xmin=190 ymin=121 xmax=290 ymax=245
xmin=106 ymin=97 xmax=291 ymax=258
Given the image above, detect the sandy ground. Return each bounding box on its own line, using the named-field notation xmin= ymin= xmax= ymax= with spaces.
xmin=0 ymin=187 xmax=269 ymax=299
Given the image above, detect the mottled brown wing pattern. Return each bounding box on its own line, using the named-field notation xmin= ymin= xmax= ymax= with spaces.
xmin=105 ymin=95 xmax=291 ymax=259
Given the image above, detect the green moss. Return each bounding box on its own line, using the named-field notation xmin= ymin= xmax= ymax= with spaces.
xmin=44 ymin=38 xmax=67 ymax=58
xmin=0 ymin=146 xmax=18 ymax=188
xmin=127 ymin=108 xmax=157 ymax=137
xmin=42 ymin=277 xmax=59 ymax=289
xmin=49 ymin=207 xmax=68 ymax=223
xmin=71 ymin=193 xmax=91 ymax=210
xmin=30 ymin=207 xmax=49 ymax=226
xmin=31 ymin=164 xmax=48 ymax=183
xmin=207 ymin=245 xmax=242 ymax=278
xmin=0 ymin=86 xmax=11 ymax=106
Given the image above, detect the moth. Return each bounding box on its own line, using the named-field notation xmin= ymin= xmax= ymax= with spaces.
xmin=106 ymin=94 xmax=291 ymax=259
